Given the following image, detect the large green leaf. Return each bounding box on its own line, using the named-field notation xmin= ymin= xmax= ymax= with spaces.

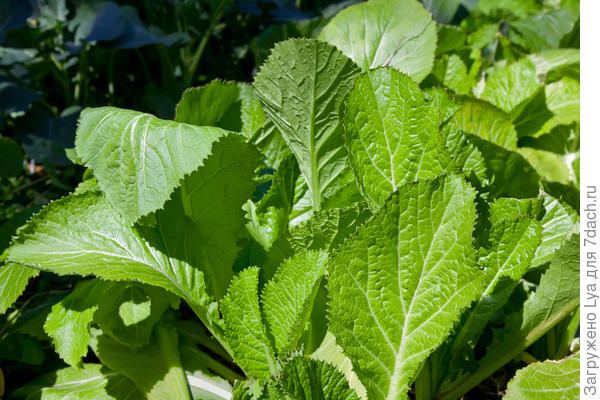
xmin=277 ymin=357 xmax=360 ymax=400
xmin=92 ymin=284 xmax=175 ymax=348
xmin=450 ymin=98 xmax=518 ymax=150
xmin=509 ymin=10 xmax=578 ymax=52
xmin=319 ymin=0 xmax=437 ymax=82
xmin=74 ymin=107 xmax=230 ymax=222
xmin=90 ymin=324 xmax=192 ymax=400
xmin=254 ymin=39 xmax=361 ymax=211
xmin=344 ymin=68 xmax=452 ymax=209
xmin=5 ymin=193 xmax=217 ymax=332
xmin=504 ymin=354 xmax=579 ymax=399
xmin=328 ymin=175 xmax=483 ymax=400
xmin=221 ymin=267 xmax=277 ymax=381
xmin=10 ymin=364 xmax=144 ymax=400
xmin=262 ymin=251 xmax=327 ymax=353
xmin=138 ymin=136 xmax=261 ymax=300
xmin=481 ymin=58 xmax=541 ymax=114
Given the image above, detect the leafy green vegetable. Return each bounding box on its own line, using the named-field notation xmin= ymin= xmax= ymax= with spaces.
xmin=344 ymin=68 xmax=452 ymax=209
xmin=254 ymin=38 xmax=361 ymax=212
xmin=74 ymin=107 xmax=230 ymax=222
xmin=329 ymin=175 xmax=483 ymax=399
xmin=319 ymin=0 xmax=437 ymax=82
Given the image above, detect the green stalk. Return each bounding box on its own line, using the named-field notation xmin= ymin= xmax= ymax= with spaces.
xmin=183 ymin=0 xmax=227 ymax=87
xmin=439 ymin=297 xmax=580 ymax=400
xmin=415 ymin=359 xmax=433 ymax=400
xmin=156 ymin=323 xmax=193 ymax=400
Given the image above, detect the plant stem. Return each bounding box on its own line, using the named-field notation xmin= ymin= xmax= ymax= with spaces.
xmin=156 ymin=323 xmax=193 ymax=400
xmin=439 ymin=297 xmax=579 ymax=400
xmin=415 ymin=359 xmax=433 ymax=400
xmin=184 ymin=0 xmax=227 ymax=87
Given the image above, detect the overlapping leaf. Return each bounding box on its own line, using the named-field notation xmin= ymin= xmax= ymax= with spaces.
xmin=344 ymin=68 xmax=452 ymax=209
xmin=329 ymin=175 xmax=483 ymax=400
xmin=319 ymin=0 xmax=437 ymax=82
xmin=254 ymin=39 xmax=361 ymax=212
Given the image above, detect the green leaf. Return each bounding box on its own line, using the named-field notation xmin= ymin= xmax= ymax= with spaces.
xmin=0 ymin=264 xmax=38 ymax=315
xmin=262 ymin=251 xmax=328 ymax=353
xmin=278 ymin=357 xmax=360 ymax=400
xmin=44 ymin=279 xmax=103 ymax=366
xmin=528 ymin=49 xmax=580 ymax=77
xmin=432 ymin=55 xmax=473 ymax=95
xmin=254 ymin=38 xmax=361 ymax=212
xmin=504 ymin=354 xmax=579 ymax=400
xmin=468 ymin=135 xmax=540 ymax=198
xmin=344 ymin=68 xmax=452 ymax=209
xmin=329 ymin=175 xmax=483 ymax=400
xmin=436 ymin=25 xmax=466 ymax=55
xmin=512 ymin=88 xmax=554 ymax=138
xmin=90 ymin=324 xmax=192 ymax=400
xmin=93 ymin=284 xmax=175 ymax=348
xmin=545 ymin=77 xmax=580 ymax=127
xmin=6 ymin=193 xmax=216 ymax=331
xmin=319 ymin=0 xmax=437 ymax=82
xmin=518 ymin=148 xmax=571 ymax=185
xmin=74 ymin=107 xmax=230 ymax=222
xmin=175 ymin=80 xmax=242 ymax=132
xmin=509 ymin=10 xmax=578 ymax=52
xmin=222 ymin=267 xmax=277 ymax=381
xmin=442 ymin=236 xmax=581 ymax=399
xmin=450 ymin=98 xmax=518 ymax=149
xmin=447 ymin=216 xmax=542 ymax=370
xmin=481 ymin=58 xmax=542 ymax=114
xmin=138 ymin=135 xmax=261 ymax=300
xmin=10 ymin=364 xmax=143 ymax=400
xmin=288 ymin=202 xmax=371 ymax=253
xmin=0 ymin=137 xmax=24 ymax=178
xmin=311 ymin=332 xmax=367 ymax=399
xmin=531 ymin=193 xmax=578 ymax=268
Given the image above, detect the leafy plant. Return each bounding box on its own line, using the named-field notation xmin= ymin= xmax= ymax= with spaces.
xmin=1 ymin=0 xmax=580 ymax=398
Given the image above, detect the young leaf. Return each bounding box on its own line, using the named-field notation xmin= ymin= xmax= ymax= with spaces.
xmin=175 ymin=80 xmax=241 ymax=131
xmin=288 ymin=202 xmax=371 ymax=253
xmin=319 ymin=0 xmax=437 ymax=82
xmin=221 ymin=267 xmax=277 ymax=381
xmin=278 ymin=357 xmax=360 ymax=400
xmin=6 ymin=193 xmax=216 ymax=331
xmin=344 ymin=68 xmax=452 ymax=209
xmin=262 ymin=251 xmax=328 ymax=353
xmin=329 ymin=175 xmax=483 ymax=400
xmin=504 ymin=354 xmax=579 ymax=400
xmin=10 ymin=364 xmax=143 ymax=400
xmin=254 ymin=38 xmax=361 ymax=211
xmin=74 ymin=107 xmax=230 ymax=222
